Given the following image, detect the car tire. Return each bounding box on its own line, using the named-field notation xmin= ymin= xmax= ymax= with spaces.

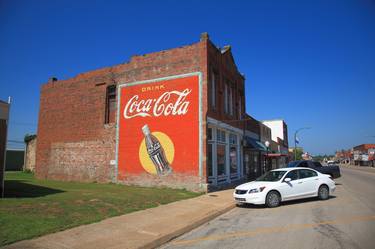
xmin=266 ymin=191 xmax=281 ymax=208
xmin=318 ymin=185 xmax=329 ymax=200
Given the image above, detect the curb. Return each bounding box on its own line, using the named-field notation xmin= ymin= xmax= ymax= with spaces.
xmin=139 ymin=203 xmax=236 ymax=249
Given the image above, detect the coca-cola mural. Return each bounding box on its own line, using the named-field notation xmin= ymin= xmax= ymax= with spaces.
xmin=117 ymin=73 xmax=201 ymax=179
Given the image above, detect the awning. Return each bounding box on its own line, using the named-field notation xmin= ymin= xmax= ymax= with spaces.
xmin=265 ymin=153 xmax=289 ymax=158
xmin=244 ymin=136 xmax=267 ymax=151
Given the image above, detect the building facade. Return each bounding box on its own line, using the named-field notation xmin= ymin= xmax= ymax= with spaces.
xmin=352 ymin=144 xmax=375 ymax=166
xmin=0 ymin=99 xmax=10 ymax=197
xmin=261 ymin=119 xmax=289 ymax=168
xmin=36 ymin=33 xmax=262 ymax=191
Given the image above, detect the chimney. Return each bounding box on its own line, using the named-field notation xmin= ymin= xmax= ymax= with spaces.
xmin=48 ymin=77 xmax=58 ymax=83
xmin=221 ymin=45 xmax=231 ymax=53
xmin=200 ymin=32 xmax=209 ymax=42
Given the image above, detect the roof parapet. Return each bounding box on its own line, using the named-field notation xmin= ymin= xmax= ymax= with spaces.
xmin=200 ymin=32 xmax=209 ymax=41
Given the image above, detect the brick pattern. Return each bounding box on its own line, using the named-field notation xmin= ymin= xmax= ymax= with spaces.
xmin=206 ymin=41 xmax=246 ymax=130
xmin=36 ymin=37 xmax=209 ymax=190
xmin=36 ymin=35 xmax=246 ymax=191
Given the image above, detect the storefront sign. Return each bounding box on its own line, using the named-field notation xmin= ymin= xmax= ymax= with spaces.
xmin=117 ymin=73 xmax=201 ymax=179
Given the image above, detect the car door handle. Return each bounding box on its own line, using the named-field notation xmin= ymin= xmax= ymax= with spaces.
xmin=315 ymin=178 xmax=319 ymax=181
xmin=298 ymin=181 xmax=303 ymax=184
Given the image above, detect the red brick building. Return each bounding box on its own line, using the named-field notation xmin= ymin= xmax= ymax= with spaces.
xmin=0 ymin=99 xmax=10 ymax=197
xmin=36 ymin=33 xmax=259 ymax=191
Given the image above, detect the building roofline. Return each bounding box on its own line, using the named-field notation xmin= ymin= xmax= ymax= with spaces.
xmin=260 ymin=119 xmax=285 ymax=123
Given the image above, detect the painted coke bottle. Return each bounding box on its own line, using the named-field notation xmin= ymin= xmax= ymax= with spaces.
xmin=142 ymin=124 xmax=172 ymax=175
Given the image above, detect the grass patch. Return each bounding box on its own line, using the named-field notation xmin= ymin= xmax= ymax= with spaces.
xmin=0 ymin=171 xmax=201 ymax=246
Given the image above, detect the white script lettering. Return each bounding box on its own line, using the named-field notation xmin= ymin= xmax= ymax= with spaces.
xmin=123 ymin=89 xmax=192 ymax=119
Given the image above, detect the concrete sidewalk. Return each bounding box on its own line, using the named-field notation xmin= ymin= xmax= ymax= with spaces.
xmin=3 ymin=189 xmax=235 ymax=249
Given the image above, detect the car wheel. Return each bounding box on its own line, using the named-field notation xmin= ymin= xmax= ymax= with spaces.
xmin=266 ymin=191 xmax=281 ymax=208
xmin=318 ymin=185 xmax=329 ymax=200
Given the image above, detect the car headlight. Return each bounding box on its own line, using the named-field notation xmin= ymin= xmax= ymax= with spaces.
xmin=248 ymin=187 xmax=266 ymax=193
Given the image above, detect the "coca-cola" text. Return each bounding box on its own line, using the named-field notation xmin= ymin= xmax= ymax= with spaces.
xmin=123 ymin=88 xmax=192 ymax=119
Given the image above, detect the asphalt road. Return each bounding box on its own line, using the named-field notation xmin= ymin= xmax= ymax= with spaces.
xmin=160 ymin=166 xmax=375 ymax=249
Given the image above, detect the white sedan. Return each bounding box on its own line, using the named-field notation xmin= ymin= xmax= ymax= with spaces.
xmin=233 ymin=167 xmax=336 ymax=208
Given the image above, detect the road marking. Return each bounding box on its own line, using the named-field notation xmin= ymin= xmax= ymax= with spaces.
xmin=170 ymin=215 xmax=375 ymax=246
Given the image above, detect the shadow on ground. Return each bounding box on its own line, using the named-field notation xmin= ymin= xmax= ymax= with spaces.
xmin=4 ymin=180 xmax=64 ymax=198
xmin=237 ymin=196 xmax=338 ymax=209
xmin=207 ymin=179 xmax=246 ymax=193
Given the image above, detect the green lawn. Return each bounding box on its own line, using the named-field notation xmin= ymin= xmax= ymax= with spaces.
xmin=0 ymin=172 xmax=201 ymax=246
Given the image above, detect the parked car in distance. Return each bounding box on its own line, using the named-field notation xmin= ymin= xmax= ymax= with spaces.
xmin=287 ymin=160 xmax=341 ymax=179
xmin=234 ymin=168 xmax=336 ymax=208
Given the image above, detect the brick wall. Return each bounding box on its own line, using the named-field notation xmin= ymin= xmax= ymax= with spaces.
xmin=206 ymin=41 xmax=245 ymax=130
xmin=36 ymin=35 xmax=209 ymax=191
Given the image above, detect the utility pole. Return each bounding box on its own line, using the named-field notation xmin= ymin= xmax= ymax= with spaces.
xmin=294 ymin=127 xmax=311 ymax=161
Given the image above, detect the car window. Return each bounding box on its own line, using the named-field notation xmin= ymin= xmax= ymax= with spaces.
xmin=313 ymin=162 xmax=322 ymax=167
xmin=287 ymin=161 xmax=300 ymax=167
xmin=298 ymin=169 xmax=318 ymax=179
xmin=299 ymin=161 xmax=309 ymax=167
xmin=284 ymin=170 xmax=299 ymax=181
xmin=255 ymin=171 xmax=287 ymax=182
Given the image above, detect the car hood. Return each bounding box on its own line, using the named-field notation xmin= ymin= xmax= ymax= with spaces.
xmin=236 ymin=181 xmax=273 ymax=190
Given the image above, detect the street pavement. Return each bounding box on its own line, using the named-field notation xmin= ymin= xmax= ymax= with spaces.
xmin=160 ymin=166 xmax=375 ymax=249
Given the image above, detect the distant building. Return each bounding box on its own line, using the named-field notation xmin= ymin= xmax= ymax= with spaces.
xmin=335 ymin=149 xmax=352 ymax=164
xmin=24 ymin=136 xmax=37 ymax=172
xmin=261 ymin=119 xmax=289 ymax=168
xmin=353 ymin=144 xmax=375 ymax=166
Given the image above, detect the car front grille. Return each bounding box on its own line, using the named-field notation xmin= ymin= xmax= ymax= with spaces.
xmin=235 ymin=189 xmax=247 ymax=195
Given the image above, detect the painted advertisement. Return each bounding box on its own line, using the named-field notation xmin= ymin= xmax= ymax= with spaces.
xmin=117 ymin=73 xmax=201 ymax=179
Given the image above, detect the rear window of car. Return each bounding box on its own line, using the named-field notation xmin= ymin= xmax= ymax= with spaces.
xmin=299 ymin=161 xmax=309 ymax=167
xmin=313 ymin=162 xmax=322 ymax=167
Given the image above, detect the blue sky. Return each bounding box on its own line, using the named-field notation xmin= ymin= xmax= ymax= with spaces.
xmin=1 ymin=0 xmax=374 ymax=155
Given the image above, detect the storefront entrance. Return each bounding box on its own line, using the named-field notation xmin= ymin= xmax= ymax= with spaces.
xmin=207 ymin=122 xmax=243 ymax=186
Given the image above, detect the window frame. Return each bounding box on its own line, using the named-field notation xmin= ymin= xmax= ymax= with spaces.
xmin=105 ymin=85 xmax=117 ymax=124
xmin=210 ymin=70 xmax=216 ymax=109
xmin=298 ymin=169 xmax=318 ymax=179
xmin=283 ymin=169 xmax=299 ymax=181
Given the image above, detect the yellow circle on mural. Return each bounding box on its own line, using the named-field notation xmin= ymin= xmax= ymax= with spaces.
xmin=139 ymin=132 xmax=175 ymax=175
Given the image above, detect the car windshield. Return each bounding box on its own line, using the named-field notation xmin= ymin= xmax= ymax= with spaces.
xmin=255 ymin=170 xmax=287 ymax=182
xmin=287 ymin=161 xmax=300 ymax=167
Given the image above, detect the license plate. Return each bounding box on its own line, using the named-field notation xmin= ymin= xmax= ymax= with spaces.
xmin=235 ymin=197 xmax=246 ymax=202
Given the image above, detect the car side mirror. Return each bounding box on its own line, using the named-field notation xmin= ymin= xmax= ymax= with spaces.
xmin=284 ymin=178 xmax=291 ymax=182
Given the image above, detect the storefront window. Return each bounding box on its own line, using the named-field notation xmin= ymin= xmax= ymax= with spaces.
xmin=229 ymin=134 xmax=237 ymax=145
xmin=230 ymin=146 xmax=237 ymax=175
xmin=217 ymin=144 xmax=226 ymax=177
xmin=207 ymin=128 xmax=212 ymax=141
xmin=229 ymin=134 xmax=237 ymax=176
xmin=208 ymin=143 xmax=213 ymax=177
xmin=217 ymin=130 xmax=226 ymax=143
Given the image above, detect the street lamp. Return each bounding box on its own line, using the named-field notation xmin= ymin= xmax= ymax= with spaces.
xmin=294 ymin=127 xmax=311 ymax=161
xmin=265 ymin=140 xmax=270 ymax=173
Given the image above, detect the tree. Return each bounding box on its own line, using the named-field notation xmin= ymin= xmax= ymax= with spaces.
xmin=295 ymin=148 xmax=303 ymax=160
xmin=24 ymin=134 xmax=37 ymax=144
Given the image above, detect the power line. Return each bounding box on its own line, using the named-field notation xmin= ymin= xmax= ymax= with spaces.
xmin=7 ymin=140 xmax=24 ymax=144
